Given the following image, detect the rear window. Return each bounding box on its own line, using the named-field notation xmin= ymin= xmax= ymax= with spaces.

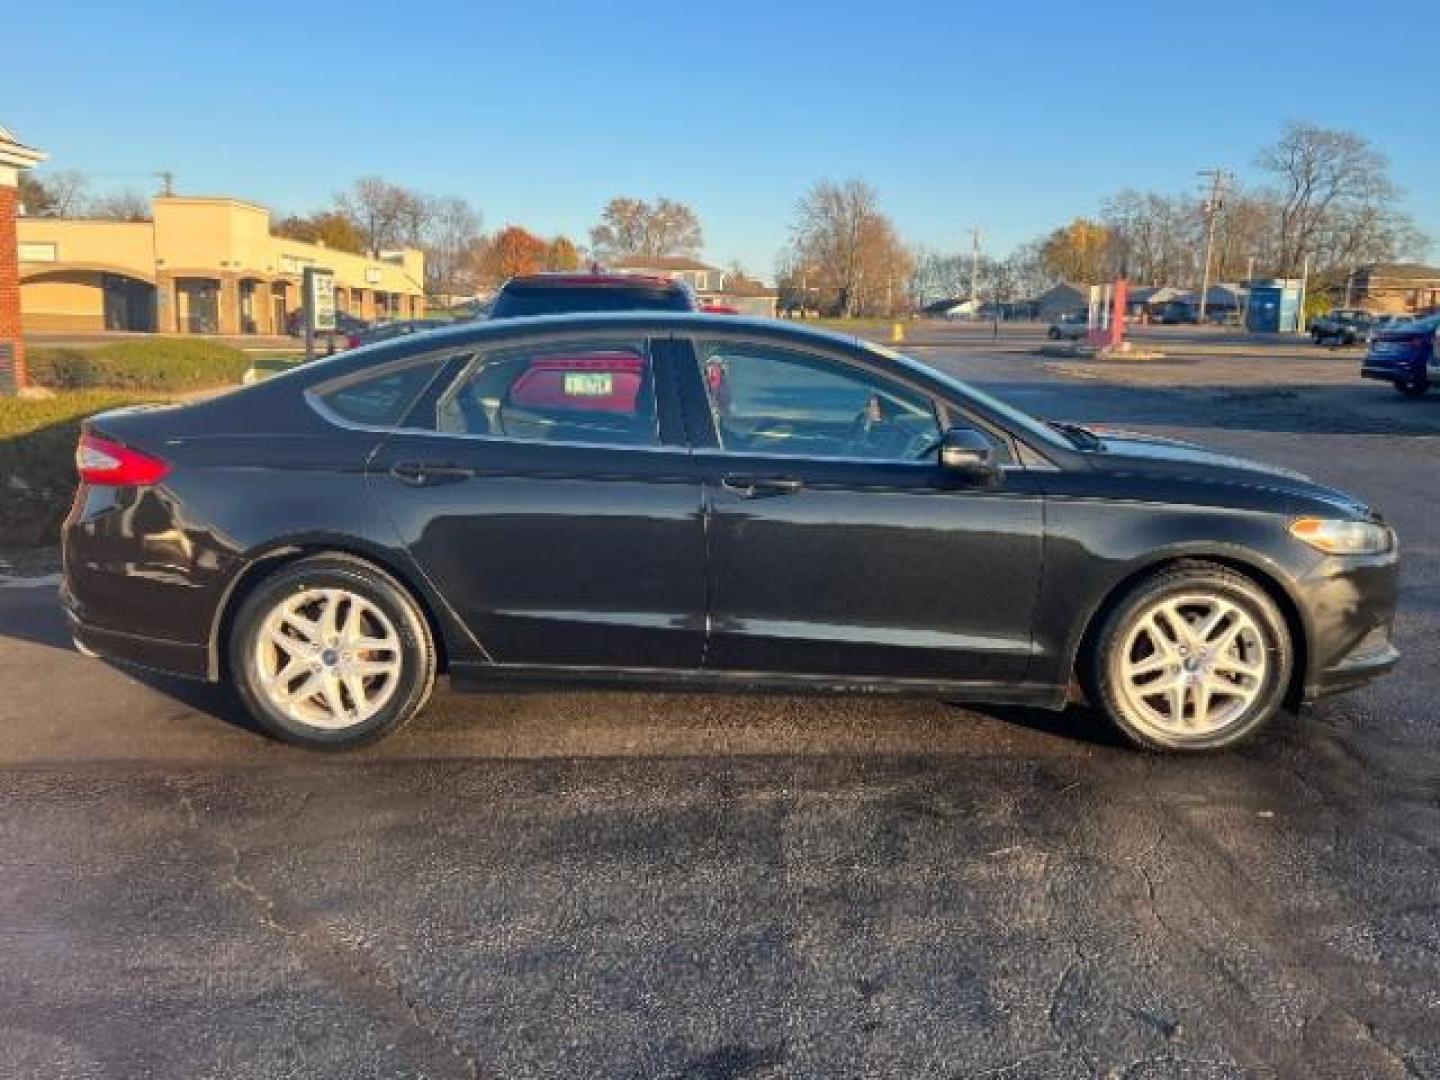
xmin=489 ymin=283 xmax=692 ymax=319
xmin=315 ymin=359 xmax=443 ymax=427
xmin=437 ymin=339 xmax=658 ymax=446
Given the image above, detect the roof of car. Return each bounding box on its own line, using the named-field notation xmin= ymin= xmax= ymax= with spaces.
xmin=333 ymin=312 xmax=888 ymax=363
xmin=500 ymin=272 xmax=685 ymax=290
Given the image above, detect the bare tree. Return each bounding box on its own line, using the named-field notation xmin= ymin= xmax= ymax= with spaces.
xmin=789 ymin=178 xmax=911 ymax=317
xmin=1257 ymin=122 xmax=1410 ymax=276
xmin=422 ymin=195 xmax=483 ymax=298
xmin=589 ymin=197 xmax=703 ymax=261
xmin=336 ymin=177 xmax=431 ymax=254
xmin=18 ymin=169 xmax=91 ymax=217
xmin=89 ymin=189 xmax=152 ymax=222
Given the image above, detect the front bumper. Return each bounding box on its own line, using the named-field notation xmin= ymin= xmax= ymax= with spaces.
xmin=1296 ymin=549 xmax=1400 ymax=703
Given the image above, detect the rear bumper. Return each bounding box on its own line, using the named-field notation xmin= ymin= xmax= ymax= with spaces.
xmin=62 ymin=585 xmax=209 ymax=681
xmin=1362 ymin=357 xmax=1426 ymax=383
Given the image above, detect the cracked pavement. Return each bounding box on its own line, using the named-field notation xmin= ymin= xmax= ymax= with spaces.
xmin=2 ymin=325 xmax=1437 ymax=1078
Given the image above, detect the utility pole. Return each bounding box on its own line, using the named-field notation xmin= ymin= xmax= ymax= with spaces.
xmin=968 ymin=226 xmax=983 ymax=316
xmin=1196 ymin=168 xmax=1231 ymax=322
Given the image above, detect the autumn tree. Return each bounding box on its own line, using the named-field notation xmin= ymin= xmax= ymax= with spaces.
xmin=274 ymin=210 xmax=366 ymax=253
xmin=788 ymin=179 xmax=910 ymax=316
xmin=476 ymin=226 xmax=549 ymax=282
xmin=589 ymin=197 xmax=703 ymax=261
xmin=545 ymin=236 xmax=581 ymax=271
xmin=1039 ymin=218 xmax=1111 ymax=284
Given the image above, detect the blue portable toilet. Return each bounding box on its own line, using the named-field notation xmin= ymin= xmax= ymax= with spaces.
xmin=1246 ymin=279 xmax=1302 ymax=333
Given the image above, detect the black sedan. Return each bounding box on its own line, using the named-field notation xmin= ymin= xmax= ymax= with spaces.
xmin=62 ymin=314 xmax=1400 ymax=751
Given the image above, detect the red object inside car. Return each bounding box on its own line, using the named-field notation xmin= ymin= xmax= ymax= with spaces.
xmin=508 ymin=352 xmax=644 ymax=414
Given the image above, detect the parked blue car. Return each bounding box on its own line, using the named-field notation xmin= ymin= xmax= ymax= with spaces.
xmin=1361 ymin=313 xmax=1438 ymax=397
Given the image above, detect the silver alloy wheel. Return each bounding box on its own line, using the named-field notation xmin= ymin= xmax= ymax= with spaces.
xmin=1115 ymin=592 xmax=1269 ymax=738
xmin=253 ymin=587 xmax=403 ymax=730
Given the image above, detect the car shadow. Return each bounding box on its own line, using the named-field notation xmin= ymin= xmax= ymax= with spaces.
xmin=961 ymin=702 xmax=1132 ymax=749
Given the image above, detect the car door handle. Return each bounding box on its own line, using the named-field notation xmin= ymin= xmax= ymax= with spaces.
xmin=721 ymin=474 xmax=804 ymax=499
xmin=390 ymin=461 xmax=474 ymax=487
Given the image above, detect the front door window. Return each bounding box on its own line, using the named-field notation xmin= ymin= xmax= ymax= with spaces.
xmin=695 ymin=340 xmax=941 ymax=462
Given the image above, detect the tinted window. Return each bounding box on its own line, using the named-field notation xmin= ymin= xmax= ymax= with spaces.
xmin=438 ymin=339 xmax=659 ymax=446
xmin=696 ymin=340 xmax=941 ymax=461
xmin=489 ymin=284 xmax=692 ymax=319
xmin=316 ymin=360 xmax=444 ymax=427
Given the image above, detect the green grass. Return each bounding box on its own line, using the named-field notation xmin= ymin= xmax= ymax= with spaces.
xmin=0 ymin=391 xmax=158 ymax=548
xmin=249 ymin=354 xmax=306 ymax=378
xmin=27 ymin=338 xmax=251 ymax=392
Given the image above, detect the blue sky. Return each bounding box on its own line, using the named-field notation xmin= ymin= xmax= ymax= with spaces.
xmin=12 ymin=0 xmax=1438 ymax=280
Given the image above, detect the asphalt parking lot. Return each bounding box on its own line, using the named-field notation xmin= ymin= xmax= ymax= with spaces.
xmin=3 ymin=325 xmax=1438 ymax=1079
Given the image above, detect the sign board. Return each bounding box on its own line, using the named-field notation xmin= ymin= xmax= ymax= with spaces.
xmin=303 ymin=267 xmax=336 ymax=332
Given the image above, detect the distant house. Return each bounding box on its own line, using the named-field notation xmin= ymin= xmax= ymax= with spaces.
xmin=1172 ymin=284 xmax=1247 ymax=319
xmin=609 ymin=255 xmax=779 ymax=317
xmin=1034 ymin=282 xmax=1090 ymax=322
xmin=1342 ymin=264 xmax=1440 ymax=315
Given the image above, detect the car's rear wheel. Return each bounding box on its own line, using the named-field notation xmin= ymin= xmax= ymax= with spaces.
xmin=230 ymin=555 xmax=436 ymax=749
xmin=1088 ymin=564 xmax=1292 ymax=751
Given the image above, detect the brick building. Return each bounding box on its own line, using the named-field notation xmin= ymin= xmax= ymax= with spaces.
xmin=1341 ymin=264 xmax=1440 ymax=315
xmin=0 ymin=125 xmax=47 ymax=390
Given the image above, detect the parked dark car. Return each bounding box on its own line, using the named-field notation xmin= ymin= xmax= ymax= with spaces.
xmin=1156 ymin=300 xmax=1198 ymax=325
xmin=346 ymin=319 xmax=447 ymax=350
xmin=63 ymin=314 xmax=1398 ymax=752
xmin=488 ymin=273 xmax=697 ymax=319
xmin=1310 ymin=308 xmax=1375 ymax=346
xmin=287 ymin=309 xmax=369 ymax=341
xmin=1361 ymin=313 xmax=1438 ymax=397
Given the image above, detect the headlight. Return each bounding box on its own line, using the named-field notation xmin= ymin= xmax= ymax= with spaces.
xmin=1289 ymin=517 xmax=1394 ymax=555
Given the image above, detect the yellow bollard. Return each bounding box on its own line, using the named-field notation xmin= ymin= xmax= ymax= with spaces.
xmin=890 ymin=321 xmax=905 ymax=344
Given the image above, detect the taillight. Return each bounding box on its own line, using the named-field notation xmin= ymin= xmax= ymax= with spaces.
xmin=346 ymin=334 xmax=360 ymax=349
xmin=76 ymin=433 xmax=169 ymax=486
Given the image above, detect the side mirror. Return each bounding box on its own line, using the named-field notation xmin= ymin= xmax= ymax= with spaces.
xmin=939 ymin=427 xmax=1001 ymax=482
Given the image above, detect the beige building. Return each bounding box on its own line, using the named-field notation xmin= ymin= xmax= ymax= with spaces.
xmin=18 ymin=195 xmax=424 ymax=335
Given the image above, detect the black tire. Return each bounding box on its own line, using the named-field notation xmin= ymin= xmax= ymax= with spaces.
xmin=1395 ymin=378 xmax=1430 ymax=398
xmin=1048 ymin=328 xmax=1061 ymax=340
xmin=229 ymin=554 xmax=436 ymax=749
xmin=1086 ymin=563 xmax=1293 ymax=752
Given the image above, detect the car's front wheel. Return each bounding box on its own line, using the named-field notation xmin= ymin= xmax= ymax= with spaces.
xmin=1395 ymin=377 xmax=1429 ymax=398
xmin=1088 ymin=564 xmax=1293 ymax=751
xmin=229 ymin=555 xmax=437 ymax=749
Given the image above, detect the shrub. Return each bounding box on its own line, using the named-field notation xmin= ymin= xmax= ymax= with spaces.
xmin=0 ymin=391 xmax=152 ymax=547
xmin=27 ymin=338 xmax=250 ymax=392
